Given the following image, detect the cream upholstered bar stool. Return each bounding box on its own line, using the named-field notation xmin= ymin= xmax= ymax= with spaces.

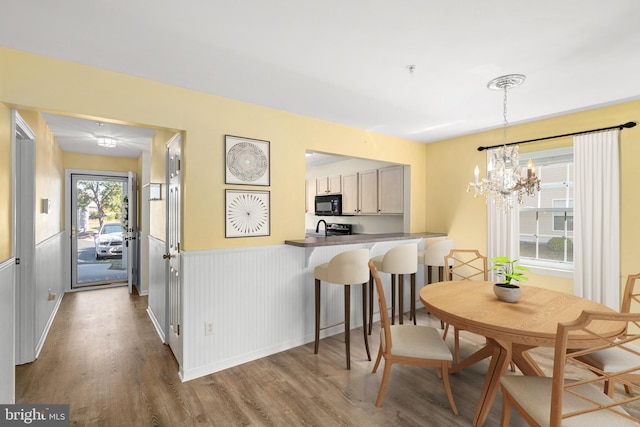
xmin=419 ymin=239 xmax=454 ymax=284
xmin=314 ymin=248 xmax=371 ymax=370
xmin=368 ymin=243 xmax=418 ymax=334
xmin=418 ymin=239 xmax=453 ymax=328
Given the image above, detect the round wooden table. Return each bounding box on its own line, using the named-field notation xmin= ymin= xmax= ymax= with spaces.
xmin=420 ymin=281 xmax=621 ymax=427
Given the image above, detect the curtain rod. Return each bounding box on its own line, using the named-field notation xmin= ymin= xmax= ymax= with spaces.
xmin=476 ymin=121 xmax=637 ymax=152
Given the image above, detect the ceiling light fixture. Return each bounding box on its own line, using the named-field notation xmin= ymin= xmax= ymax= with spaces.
xmin=97 ymin=137 xmax=117 ymax=148
xmin=467 ymin=74 xmax=540 ymax=210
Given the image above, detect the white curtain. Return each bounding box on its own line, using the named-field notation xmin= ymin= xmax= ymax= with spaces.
xmin=486 ymin=148 xmax=520 ymax=282
xmin=573 ymin=130 xmax=620 ymax=309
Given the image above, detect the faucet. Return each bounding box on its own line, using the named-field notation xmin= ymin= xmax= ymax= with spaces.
xmin=315 ymin=219 xmax=327 ymax=236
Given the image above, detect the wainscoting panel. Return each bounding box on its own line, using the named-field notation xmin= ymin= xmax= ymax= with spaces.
xmin=0 ymin=258 xmax=15 ymax=403
xmin=34 ymin=232 xmax=66 ymax=359
xmin=180 ymin=240 xmax=423 ymax=381
xmin=147 ymin=236 xmax=167 ymax=342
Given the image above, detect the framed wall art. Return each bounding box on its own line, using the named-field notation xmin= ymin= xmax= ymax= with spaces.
xmin=225 ymin=135 xmax=270 ymax=186
xmin=225 ymin=190 xmax=270 ymax=238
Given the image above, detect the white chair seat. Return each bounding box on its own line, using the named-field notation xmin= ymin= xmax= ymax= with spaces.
xmin=579 ymin=344 xmax=640 ymax=372
xmin=383 ymin=325 xmax=453 ymax=360
xmin=501 ymin=376 xmax=637 ymax=427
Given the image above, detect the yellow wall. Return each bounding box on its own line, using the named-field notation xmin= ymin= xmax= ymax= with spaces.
xmin=17 ymin=110 xmax=64 ymax=244
xmin=0 ymin=104 xmax=11 ymax=260
xmin=0 ymin=47 xmax=428 ymax=251
xmin=2 ymin=47 xmax=639 ymax=303
xmin=63 ymin=152 xmax=138 ymax=172
xmin=426 ymin=100 xmax=640 ymax=300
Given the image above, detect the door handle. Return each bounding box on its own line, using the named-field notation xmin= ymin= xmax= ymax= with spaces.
xmin=163 ymin=253 xmax=173 ymax=259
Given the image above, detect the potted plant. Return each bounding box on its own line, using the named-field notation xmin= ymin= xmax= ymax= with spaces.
xmin=490 ymin=256 xmax=530 ymax=302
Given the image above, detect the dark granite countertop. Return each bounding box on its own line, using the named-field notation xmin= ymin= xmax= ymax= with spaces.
xmin=284 ymin=232 xmax=447 ymax=247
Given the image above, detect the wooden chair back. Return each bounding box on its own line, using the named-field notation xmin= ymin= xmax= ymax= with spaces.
xmin=551 ymin=310 xmax=640 ymax=426
xmin=369 ymin=260 xmax=392 ymax=351
xmin=444 ymin=249 xmax=488 ymax=281
xmin=621 ymin=272 xmax=640 ymax=314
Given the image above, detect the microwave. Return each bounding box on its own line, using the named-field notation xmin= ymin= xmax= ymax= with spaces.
xmin=315 ymin=194 xmax=342 ymax=216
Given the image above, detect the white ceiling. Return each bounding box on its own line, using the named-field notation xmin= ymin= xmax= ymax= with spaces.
xmin=39 ymin=113 xmax=156 ymax=159
xmin=3 ymin=1 xmax=640 ymax=159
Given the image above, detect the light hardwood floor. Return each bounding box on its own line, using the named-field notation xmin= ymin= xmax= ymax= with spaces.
xmin=16 ymin=286 xmax=542 ymax=426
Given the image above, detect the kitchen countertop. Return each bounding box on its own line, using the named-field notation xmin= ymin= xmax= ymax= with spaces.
xmin=284 ymin=232 xmax=447 ymax=247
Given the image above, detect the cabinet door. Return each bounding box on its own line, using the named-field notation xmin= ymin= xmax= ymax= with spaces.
xmin=358 ymin=169 xmax=379 ymax=215
xmin=316 ymin=177 xmax=329 ymax=195
xmin=341 ymin=173 xmax=358 ymax=215
xmin=317 ymin=175 xmax=341 ymax=194
xmin=306 ymin=178 xmax=317 ymax=213
xmin=327 ymin=175 xmax=341 ymax=194
xmin=378 ymin=166 xmax=403 ymax=214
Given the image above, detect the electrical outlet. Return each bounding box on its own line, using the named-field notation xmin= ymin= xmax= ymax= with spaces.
xmin=205 ymin=322 xmax=214 ymax=336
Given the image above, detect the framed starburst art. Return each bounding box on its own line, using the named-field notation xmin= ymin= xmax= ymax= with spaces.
xmin=225 ymin=190 xmax=270 ymax=238
xmin=225 ymin=135 xmax=270 ymax=186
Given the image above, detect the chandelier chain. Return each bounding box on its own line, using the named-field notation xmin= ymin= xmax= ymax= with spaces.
xmin=502 ymin=86 xmax=508 ymax=143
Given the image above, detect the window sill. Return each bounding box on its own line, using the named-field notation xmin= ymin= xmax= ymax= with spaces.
xmin=521 ymin=260 xmax=573 ymax=279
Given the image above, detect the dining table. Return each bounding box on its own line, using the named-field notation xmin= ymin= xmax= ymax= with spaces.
xmin=420 ymin=280 xmax=622 ymax=427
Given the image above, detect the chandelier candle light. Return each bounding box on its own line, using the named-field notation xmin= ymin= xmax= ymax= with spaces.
xmin=468 ymin=74 xmax=541 ymax=210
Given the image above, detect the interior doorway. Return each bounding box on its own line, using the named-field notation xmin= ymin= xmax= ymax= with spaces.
xmin=70 ymin=173 xmax=136 ymax=290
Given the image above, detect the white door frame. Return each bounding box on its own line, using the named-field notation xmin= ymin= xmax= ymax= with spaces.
xmin=64 ymin=170 xmax=131 ymax=291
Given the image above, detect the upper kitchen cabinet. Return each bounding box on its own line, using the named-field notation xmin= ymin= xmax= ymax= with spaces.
xmin=342 ymin=165 xmax=404 ymax=215
xmin=341 ymin=173 xmax=358 ymax=215
xmin=316 ymin=175 xmax=341 ymax=194
xmin=358 ymin=169 xmax=379 ymax=215
xmin=378 ymin=165 xmax=404 ymax=214
xmin=305 ymin=178 xmax=317 ymax=213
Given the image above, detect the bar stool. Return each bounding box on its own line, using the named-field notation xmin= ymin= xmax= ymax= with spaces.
xmin=314 ymin=248 xmax=371 ymax=369
xmin=419 ymin=239 xmax=454 ymax=284
xmin=368 ymin=243 xmax=418 ymax=334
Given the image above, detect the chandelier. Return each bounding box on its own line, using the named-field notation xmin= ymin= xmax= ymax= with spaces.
xmin=467 ymin=74 xmax=540 ymax=210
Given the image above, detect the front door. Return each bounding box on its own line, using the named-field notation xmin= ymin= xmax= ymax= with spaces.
xmin=71 ymin=174 xmax=129 ymax=289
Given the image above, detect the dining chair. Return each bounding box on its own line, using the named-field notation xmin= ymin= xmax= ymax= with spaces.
xmin=442 ymin=249 xmax=488 ymax=364
xmin=500 ymin=310 xmax=640 ymax=427
xmin=368 ymin=260 xmax=458 ymax=415
xmin=368 ymin=243 xmax=418 ymax=335
xmin=444 ymin=249 xmax=488 ymax=282
xmin=314 ymin=249 xmax=371 ymax=369
xmin=576 ymin=272 xmax=640 ymax=396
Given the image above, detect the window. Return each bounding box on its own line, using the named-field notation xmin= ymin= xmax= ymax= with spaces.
xmin=519 ymin=148 xmax=573 ymax=272
xmin=552 ymin=199 xmax=573 ymax=231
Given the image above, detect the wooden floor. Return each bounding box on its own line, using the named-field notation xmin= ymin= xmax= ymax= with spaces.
xmin=16 ymin=287 xmax=544 ymax=426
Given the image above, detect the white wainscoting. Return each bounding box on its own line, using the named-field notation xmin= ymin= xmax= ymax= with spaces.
xmin=179 ymin=239 xmax=424 ymax=381
xmin=34 ymin=232 xmax=66 ymax=359
xmin=147 ymin=235 xmax=167 ymax=343
xmin=0 ymin=258 xmax=15 ymax=403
